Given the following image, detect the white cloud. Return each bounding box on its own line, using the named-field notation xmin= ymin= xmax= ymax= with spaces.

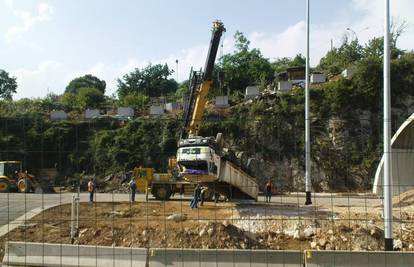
xmin=10 ymin=0 xmax=414 ymax=99
xmin=12 ymin=60 xmax=62 ymax=98
xmin=4 ymin=1 xmax=54 ymax=43
xmin=242 ymin=0 xmax=414 ymax=67
xmin=62 ymin=45 xmax=211 ymax=97
xmin=350 ymin=0 xmax=414 ymax=50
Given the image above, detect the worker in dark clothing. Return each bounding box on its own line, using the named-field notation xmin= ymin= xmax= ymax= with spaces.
xmin=265 ymin=179 xmax=273 ymax=203
xmin=200 ymin=185 xmax=208 ymax=206
xmin=190 ymin=183 xmax=202 ymax=209
xmin=129 ymin=178 xmax=137 ymax=202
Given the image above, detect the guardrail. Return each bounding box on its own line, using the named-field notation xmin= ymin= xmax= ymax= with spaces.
xmin=3 ymin=242 xmax=414 ymax=267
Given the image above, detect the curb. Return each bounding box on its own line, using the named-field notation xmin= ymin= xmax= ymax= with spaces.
xmin=0 ymin=204 xmax=59 ymax=239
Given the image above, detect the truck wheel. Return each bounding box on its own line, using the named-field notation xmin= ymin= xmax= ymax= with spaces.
xmin=0 ymin=179 xmax=10 ymax=193
xmin=153 ymin=185 xmax=172 ymax=201
xmin=18 ymin=178 xmax=31 ymax=193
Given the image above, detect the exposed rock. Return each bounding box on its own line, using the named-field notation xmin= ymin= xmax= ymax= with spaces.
xmin=369 ymin=226 xmax=383 ymax=239
xmin=304 ymin=226 xmax=315 ymax=238
xmin=394 ymin=239 xmax=403 ymax=250
xmin=293 ymin=230 xmax=301 ymax=240
xmin=167 ymin=213 xmax=187 ymax=222
xmin=79 ymin=228 xmax=88 ymax=238
xmin=319 ymin=238 xmax=327 ymax=247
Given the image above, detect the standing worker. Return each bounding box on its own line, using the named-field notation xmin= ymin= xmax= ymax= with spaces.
xmin=88 ymin=178 xmax=95 ymax=204
xmin=200 ymin=185 xmax=207 ymax=206
xmin=190 ymin=183 xmax=201 ymax=209
xmin=265 ymin=179 xmax=273 ymax=203
xmin=129 ymin=178 xmax=137 ymax=202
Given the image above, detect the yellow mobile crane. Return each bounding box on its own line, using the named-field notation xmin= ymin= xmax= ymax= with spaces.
xmin=131 ymin=21 xmax=225 ymax=201
xmin=177 ymin=21 xmax=258 ymax=200
xmin=133 ymin=21 xmax=258 ymax=201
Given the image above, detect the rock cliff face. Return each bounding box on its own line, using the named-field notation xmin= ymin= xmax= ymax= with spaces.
xmin=202 ymin=89 xmax=414 ymax=192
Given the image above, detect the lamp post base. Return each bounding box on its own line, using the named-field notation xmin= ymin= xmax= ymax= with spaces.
xmin=305 ymin=191 xmax=312 ymax=205
xmin=385 ymin=238 xmax=393 ymax=251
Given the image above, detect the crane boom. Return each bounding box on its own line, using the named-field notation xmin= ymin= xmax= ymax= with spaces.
xmin=186 ymin=20 xmax=225 ymax=137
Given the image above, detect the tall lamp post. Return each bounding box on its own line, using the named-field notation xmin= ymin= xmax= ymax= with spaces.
xmin=305 ymin=0 xmax=312 ymax=205
xmin=383 ymin=0 xmax=393 ymax=251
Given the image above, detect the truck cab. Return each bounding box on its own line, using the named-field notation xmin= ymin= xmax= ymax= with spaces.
xmin=176 ymin=136 xmax=221 ymax=182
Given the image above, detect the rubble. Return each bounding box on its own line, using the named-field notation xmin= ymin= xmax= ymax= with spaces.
xmin=304 ymin=226 xmax=315 ymax=238
xmin=166 ymin=213 xmax=187 ymax=222
xmin=2 ymin=199 xmax=414 ymax=260
xmin=394 ymin=239 xmax=403 ymax=250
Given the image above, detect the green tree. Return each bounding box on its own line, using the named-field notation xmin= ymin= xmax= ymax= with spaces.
xmin=65 ymin=74 xmax=106 ymax=94
xmin=318 ymin=39 xmax=363 ymax=74
xmin=271 ymin=54 xmax=306 ymax=73
xmin=119 ymin=92 xmax=149 ymax=109
xmin=221 ymin=31 xmax=273 ymax=93
xmin=59 ymin=92 xmax=80 ymax=112
xmin=175 ymin=80 xmax=189 ymax=98
xmin=117 ymin=64 xmax=178 ymax=98
xmin=77 ymin=88 xmax=106 ymax=109
xmin=0 ymin=69 xmax=17 ymax=99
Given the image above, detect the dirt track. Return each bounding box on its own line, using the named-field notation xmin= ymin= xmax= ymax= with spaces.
xmin=1 ymin=197 xmax=414 ymax=261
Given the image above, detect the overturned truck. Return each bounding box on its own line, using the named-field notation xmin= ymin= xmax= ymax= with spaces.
xmin=177 ymin=137 xmax=258 ymax=201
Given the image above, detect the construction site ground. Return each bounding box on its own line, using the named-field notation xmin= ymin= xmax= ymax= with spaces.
xmin=1 ymin=191 xmax=414 ymax=262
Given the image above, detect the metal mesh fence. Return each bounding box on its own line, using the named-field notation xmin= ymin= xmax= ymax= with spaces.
xmin=0 ymin=115 xmax=413 ymax=266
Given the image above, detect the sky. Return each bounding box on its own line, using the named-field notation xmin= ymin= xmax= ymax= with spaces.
xmin=1 ymin=0 xmax=413 ymax=99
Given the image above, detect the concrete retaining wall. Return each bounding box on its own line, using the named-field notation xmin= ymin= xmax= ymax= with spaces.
xmin=149 ymin=248 xmax=303 ymax=267
xmin=305 ymin=250 xmax=414 ymax=267
xmin=4 ymin=242 xmax=414 ymax=267
xmin=3 ymin=242 xmax=147 ymax=267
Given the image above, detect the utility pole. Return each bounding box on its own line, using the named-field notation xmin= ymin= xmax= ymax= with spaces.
xmin=305 ymin=0 xmax=312 ymax=205
xmin=383 ymin=0 xmax=393 ymax=251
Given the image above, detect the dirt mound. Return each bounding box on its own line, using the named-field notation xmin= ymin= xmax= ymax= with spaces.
xmin=393 ymin=189 xmax=414 ymax=207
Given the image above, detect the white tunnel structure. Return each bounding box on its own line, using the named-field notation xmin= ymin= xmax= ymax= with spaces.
xmin=373 ymin=113 xmax=414 ymax=196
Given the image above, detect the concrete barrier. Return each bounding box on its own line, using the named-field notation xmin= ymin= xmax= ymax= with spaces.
xmin=5 ymin=242 xmax=414 ymax=267
xmin=3 ymin=242 xmax=147 ymax=267
xmin=148 ymin=248 xmax=303 ymax=267
xmin=305 ymin=250 xmax=414 ymax=267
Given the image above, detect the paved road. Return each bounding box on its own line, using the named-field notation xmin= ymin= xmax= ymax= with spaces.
xmin=0 ymin=192 xmax=382 ymax=228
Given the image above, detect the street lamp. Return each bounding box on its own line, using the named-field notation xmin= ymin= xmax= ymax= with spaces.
xmin=346 ymin=27 xmax=369 ymax=41
xmin=383 ymin=0 xmax=393 ymax=252
xmin=175 ymin=59 xmax=179 ymax=81
xmin=304 ymin=0 xmax=312 ymax=205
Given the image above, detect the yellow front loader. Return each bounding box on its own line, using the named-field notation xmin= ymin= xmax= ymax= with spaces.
xmin=133 ymin=166 xmax=197 ymax=201
xmin=0 ymin=161 xmax=53 ymax=193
